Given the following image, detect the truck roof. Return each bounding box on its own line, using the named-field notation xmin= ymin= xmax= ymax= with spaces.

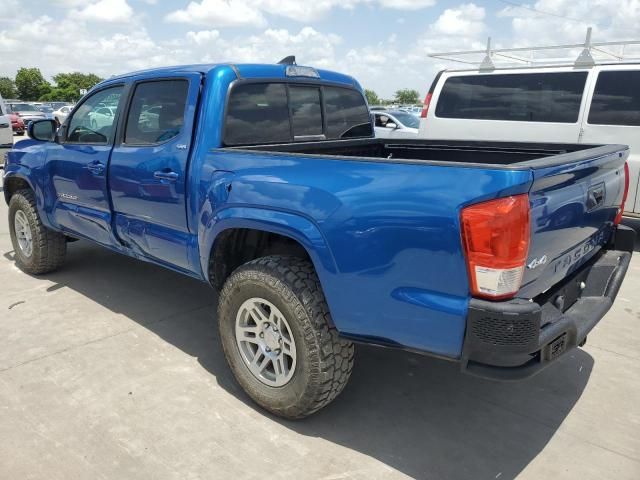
xmin=101 ymin=63 xmax=358 ymax=88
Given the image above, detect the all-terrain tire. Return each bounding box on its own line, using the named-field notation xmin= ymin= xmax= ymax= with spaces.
xmin=218 ymin=255 xmax=355 ymax=419
xmin=8 ymin=189 xmax=67 ymax=274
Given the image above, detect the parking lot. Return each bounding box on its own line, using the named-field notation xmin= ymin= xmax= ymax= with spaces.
xmin=0 ymin=134 xmax=639 ymax=479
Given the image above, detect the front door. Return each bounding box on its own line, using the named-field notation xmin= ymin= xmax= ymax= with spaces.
xmin=46 ymin=84 xmax=125 ymax=244
xmin=108 ymin=75 xmax=200 ymax=271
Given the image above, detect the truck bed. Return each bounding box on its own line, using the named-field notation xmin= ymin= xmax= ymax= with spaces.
xmin=226 ymin=138 xmax=621 ymax=169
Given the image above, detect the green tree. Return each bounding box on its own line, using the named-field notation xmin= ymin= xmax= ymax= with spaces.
xmin=364 ymin=88 xmax=380 ymax=105
xmin=15 ymin=67 xmax=50 ymax=100
xmin=40 ymin=72 xmax=103 ymax=102
xmin=394 ymin=88 xmax=420 ymax=105
xmin=0 ymin=76 xmax=17 ymax=99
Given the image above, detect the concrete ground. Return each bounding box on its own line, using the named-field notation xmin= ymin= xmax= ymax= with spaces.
xmin=0 ymin=135 xmax=639 ymax=479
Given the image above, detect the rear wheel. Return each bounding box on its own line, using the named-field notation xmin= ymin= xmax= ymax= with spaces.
xmin=8 ymin=189 xmax=67 ymax=274
xmin=218 ymin=256 xmax=354 ymax=419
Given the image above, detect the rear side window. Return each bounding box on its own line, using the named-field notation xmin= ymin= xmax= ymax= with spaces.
xmin=225 ymin=83 xmax=291 ymax=145
xmin=588 ymin=71 xmax=640 ymax=126
xmin=435 ymin=72 xmax=588 ymax=123
xmin=289 ymin=86 xmax=323 ymax=138
xmin=124 ymin=80 xmax=189 ymax=145
xmin=324 ymin=86 xmax=372 ymax=138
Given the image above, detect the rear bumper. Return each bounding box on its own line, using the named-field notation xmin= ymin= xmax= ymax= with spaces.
xmin=460 ymin=225 xmax=635 ymax=381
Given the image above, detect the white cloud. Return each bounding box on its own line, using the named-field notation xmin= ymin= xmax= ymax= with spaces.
xmin=383 ymin=0 xmax=435 ymax=10
xmin=201 ymin=27 xmax=343 ymax=68
xmin=73 ymin=0 xmax=134 ymax=23
xmin=165 ymin=0 xmax=267 ymax=28
xmin=186 ymin=29 xmax=221 ymax=45
xmin=166 ymin=0 xmax=435 ymax=25
xmin=431 ymin=3 xmax=485 ymax=36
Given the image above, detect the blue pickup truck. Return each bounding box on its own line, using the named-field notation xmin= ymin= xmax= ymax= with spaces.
xmin=3 ymin=61 xmax=635 ymax=418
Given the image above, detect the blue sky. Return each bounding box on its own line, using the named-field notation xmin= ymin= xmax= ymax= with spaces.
xmin=1 ymin=0 xmax=638 ymax=97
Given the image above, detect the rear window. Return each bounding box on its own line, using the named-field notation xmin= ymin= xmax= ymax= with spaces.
xmin=224 ymin=83 xmax=291 ymax=145
xmin=323 ymin=87 xmax=372 ymax=139
xmin=435 ymin=72 xmax=587 ymax=123
xmin=224 ymin=83 xmax=371 ymax=146
xmin=289 ymin=85 xmax=323 ymax=138
xmin=588 ymin=70 xmax=640 ymax=126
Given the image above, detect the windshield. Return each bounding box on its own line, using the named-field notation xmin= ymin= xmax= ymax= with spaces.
xmin=10 ymin=103 xmax=37 ymax=111
xmin=391 ymin=112 xmax=419 ymax=128
xmin=38 ymin=106 xmax=53 ymax=113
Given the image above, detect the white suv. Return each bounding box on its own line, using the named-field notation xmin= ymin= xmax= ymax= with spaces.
xmin=0 ymin=94 xmax=13 ymax=149
xmin=418 ymin=64 xmax=640 ymax=215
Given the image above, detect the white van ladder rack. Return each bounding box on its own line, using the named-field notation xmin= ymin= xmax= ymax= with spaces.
xmin=429 ymin=28 xmax=640 ymax=71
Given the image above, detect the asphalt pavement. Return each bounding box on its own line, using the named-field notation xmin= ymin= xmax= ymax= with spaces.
xmin=0 ymin=134 xmax=639 ymax=479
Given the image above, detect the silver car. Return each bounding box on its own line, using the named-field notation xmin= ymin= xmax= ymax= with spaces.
xmin=6 ymin=102 xmax=46 ymax=127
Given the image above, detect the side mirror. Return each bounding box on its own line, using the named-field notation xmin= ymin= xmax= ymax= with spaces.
xmin=386 ymin=122 xmax=398 ymax=129
xmin=29 ymin=119 xmax=57 ymax=142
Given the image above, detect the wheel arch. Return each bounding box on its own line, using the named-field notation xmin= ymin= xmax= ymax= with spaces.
xmin=3 ymin=172 xmax=35 ymax=205
xmin=202 ymin=207 xmax=338 ymax=292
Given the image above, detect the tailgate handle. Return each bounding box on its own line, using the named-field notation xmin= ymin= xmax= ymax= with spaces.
xmin=587 ymin=184 xmax=605 ymax=211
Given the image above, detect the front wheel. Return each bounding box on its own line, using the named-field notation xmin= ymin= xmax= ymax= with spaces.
xmin=8 ymin=190 xmax=67 ymax=274
xmin=218 ymin=256 xmax=354 ymax=419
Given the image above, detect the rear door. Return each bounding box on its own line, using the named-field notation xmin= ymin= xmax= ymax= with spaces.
xmin=108 ymin=74 xmax=200 ymax=271
xmin=579 ymin=66 xmax=640 ymax=214
xmin=423 ymin=70 xmax=589 ymax=142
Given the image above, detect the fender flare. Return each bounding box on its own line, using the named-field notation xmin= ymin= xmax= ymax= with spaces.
xmin=3 ymin=167 xmax=37 ymax=205
xmin=200 ymin=206 xmax=338 ymax=281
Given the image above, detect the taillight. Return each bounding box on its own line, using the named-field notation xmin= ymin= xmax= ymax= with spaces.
xmin=461 ymin=195 xmax=530 ymax=300
xmin=420 ymin=92 xmax=432 ymax=118
xmin=614 ymin=162 xmax=629 ymax=225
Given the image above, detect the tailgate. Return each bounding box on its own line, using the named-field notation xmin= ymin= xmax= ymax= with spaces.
xmin=518 ymin=145 xmax=629 ymax=299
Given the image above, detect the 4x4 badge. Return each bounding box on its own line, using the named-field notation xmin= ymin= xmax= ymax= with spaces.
xmin=527 ymin=255 xmax=547 ymax=270
xmin=527 ymin=255 xmax=548 ymax=269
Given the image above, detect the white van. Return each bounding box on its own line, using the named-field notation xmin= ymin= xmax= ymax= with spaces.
xmin=0 ymin=94 xmax=13 ymax=149
xmin=418 ymin=64 xmax=640 ymax=215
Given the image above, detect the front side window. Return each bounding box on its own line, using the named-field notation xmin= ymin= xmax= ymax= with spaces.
xmin=435 ymin=72 xmax=588 ymax=123
xmin=124 ymin=80 xmax=189 ymax=145
xmin=67 ymin=86 xmax=123 ymax=144
xmin=588 ymin=71 xmax=640 ymax=126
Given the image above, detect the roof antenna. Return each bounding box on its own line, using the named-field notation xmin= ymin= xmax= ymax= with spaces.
xmin=575 ymin=27 xmax=596 ymax=67
xmin=479 ymin=37 xmax=495 ymax=71
xmin=278 ymin=55 xmax=296 ymax=65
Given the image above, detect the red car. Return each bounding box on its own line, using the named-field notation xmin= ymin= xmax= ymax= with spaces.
xmin=9 ymin=113 xmax=25 ymax=136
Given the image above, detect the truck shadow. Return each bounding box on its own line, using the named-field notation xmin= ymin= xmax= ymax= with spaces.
xmin=26 ymin=240 xmax=593 ymax=480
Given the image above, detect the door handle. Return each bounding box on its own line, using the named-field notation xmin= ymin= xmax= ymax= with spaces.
xmin=85 ymin=161 xmax=105 ymax=175
xmin=153 ymin=170 xmax=179 ymax=181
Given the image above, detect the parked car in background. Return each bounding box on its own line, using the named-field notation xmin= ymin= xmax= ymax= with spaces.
xmin=369 ymin=105 xmax=388 ymax=111
xmin=0 ymin=96 xmax=12 ymax=148
xmin=418 ymin=64 xmax=640 ymax=216
xmin=50 ymin=102 xmax=71 ymax=111
xmin=9 ymin=113 xmax=25 ymax=135
xmin=399 ymin=105 xmax=422 ymax=116
xmin=87 ymin=106 xmax=116 ymax=130
xmin=6 ymin=102 xmax=46 ymax=127
xmin=37 ymin=105 xmax=55 ymax=120
xmin=53 ymin=105 xmax=73 ymax=125
xmin=374 ymin=110 xmax=419 ymax=138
